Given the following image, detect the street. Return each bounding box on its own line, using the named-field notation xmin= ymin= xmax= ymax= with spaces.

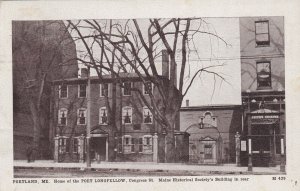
xmin=14 ymin=168 xmax=233 ymax=178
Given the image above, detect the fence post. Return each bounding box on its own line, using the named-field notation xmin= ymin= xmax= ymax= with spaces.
xmin=78 ymin=134 xmax=85 ymax=163
xmin=153 ymin=133 xmax=158 ymax=163
xmin=235 ymin=132 xmax=241 ymax=166
xmin=54 ymin=135 xmax=59 ymax=163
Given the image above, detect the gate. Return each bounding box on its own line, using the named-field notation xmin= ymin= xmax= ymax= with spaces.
xmin=185 ymin=123 xmax=222 ymax=164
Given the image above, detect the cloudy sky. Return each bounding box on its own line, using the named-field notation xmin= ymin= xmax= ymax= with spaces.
xmin=69 ymin=18 xmax=241 ymax=106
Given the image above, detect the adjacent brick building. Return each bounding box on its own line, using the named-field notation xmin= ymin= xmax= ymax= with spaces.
xmin=239 ymin=17 xmax=285 ymax=168
xmin=180 ymin=104 xmax=242 ymax=164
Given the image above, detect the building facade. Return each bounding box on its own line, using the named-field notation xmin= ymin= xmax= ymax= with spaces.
xmin=239 ymin=17 xmax=285 ymax=168
xmin=51 ymin=71 xmax=189 ymax=163
xmin=180 ymin=104 xmax=242 ymax=164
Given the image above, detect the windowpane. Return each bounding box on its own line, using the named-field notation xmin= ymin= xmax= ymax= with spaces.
xmin=255 ymin=21 xmax=269 ymax=33
xmin=60 ymin=85 xmax=67 ymax=98
xmin=143 ymin=107 xmax=153 ymax=124
xmin=123 ymin=82 xmax=132 ymax=96
xmin=144 ymin=82 xmax=152 ymax=95
xmin=257 ymin=62 xmax=271 ymax=88
xmin=256 ymin=34 xmax=269 ymax=42
xmin=78 ymin=109 xmax=86 ymax=125
xmin=99 ymin=107 xmax=108 ymax=124
xmin=100 ymin=84 xmax=109 ymax=97
xmin=122 ymin=107 xmax=132 ymax=124
xmin=79 ymin=84 xmax=86 ymax=97
xmin=143 ymin=136 xmax=153 ymax=153
xmin=58 ymin=109 xmax=67 ymax=125
xmin=255 ymin=21 xmax=270 ymax=46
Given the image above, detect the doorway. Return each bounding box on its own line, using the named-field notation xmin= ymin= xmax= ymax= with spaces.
xmin=90 ymin=137 xmax=107 ymax=162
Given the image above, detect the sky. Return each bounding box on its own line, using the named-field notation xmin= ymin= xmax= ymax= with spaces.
xmin=68 ymin=18 xmax=241 ymax=106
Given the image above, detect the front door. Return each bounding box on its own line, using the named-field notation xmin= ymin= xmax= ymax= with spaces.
xmin=252 ymin=125 xmax=271 ymax=166
xmin=90 ymin=137 xmax=106 ymax=162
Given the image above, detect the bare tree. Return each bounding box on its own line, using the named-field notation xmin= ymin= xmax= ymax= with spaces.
xmin=67 ymin=18 xmax=228 ymax=162
xmin=13 ymin=21 xmax=78 ymax=159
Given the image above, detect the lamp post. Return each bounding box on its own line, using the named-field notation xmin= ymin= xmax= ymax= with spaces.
xmin=86 ymin=66 xmax=91 ymax=168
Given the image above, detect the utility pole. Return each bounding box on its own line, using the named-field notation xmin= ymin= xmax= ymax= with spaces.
xmin=86 ymin=66 xmax=91 ymax=168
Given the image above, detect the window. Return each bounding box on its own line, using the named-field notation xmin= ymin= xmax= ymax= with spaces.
xmin=73 ymin=138 xmax=79 ymax=154
xmin=123 ymin=82 xmax=132 ymax=96
xmin=99 ymin=107 xmax=108 ymax=125
xmin=144 ymin=81 xmax=152 ymax=95
xmin=77 ymin=108 xmax=87 ymax=125
xmin=138 ymin=138 xmax=143 ymax=152
xmin=143 ymin=107 xmax=153 ymax=124
xmin=59 ymin=84 xmax=68 ymax=98
xmin=143 ymin=135 xmax=153 ymax=153
xmin=58 ymin=108 xmax=68 ymax=125
xmin=78 ymin=84 xmax=87 ymax=98
xmin=58 ymin=137 xmax=69 ymax=154
xmin=118 ymin=137 xmax=123 ymax=153
xmin=123 ymin=135 xmax=134 ymax=154
xmin=100 ymin=83 xmax=109 ymax=97
xmin=257 ymin=61 xmax=271 ymax=89
xmin=122 ymin=106 xmax=132 ymax=124
xmin=255 ymin=21 xmax=270 ymax=46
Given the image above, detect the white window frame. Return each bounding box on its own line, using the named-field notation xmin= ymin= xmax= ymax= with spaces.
xmin=123 ymin=135 xmax=134 ymax=154
xmin=99 ymin=107 xmax=108 ymax=125
xmin=142 ymin=135 xmax=153 ymax=154
xmin=122 ymin=106 xmax=133 ymax=124
xmin=78 ymin=84 xmax=87 ymax=98
xmin=122 ymin=82 xmax=132 ymax=96
xmin=143 ymin=106 xmax=153 ymax=124
xmin=255 ymin=20 xmax=270 ymax=46
xmin=59 ymin=84 xmax=68 ymax=99
xmin=100 ymin=83 xmax=109 ymax=97
xmin=58 ymin=108 xmax=68 ymax=126
xmin=77 ymin=108 xmax=87 ymax=125
xmin=143 ymin=81 xmax=153 ymax=95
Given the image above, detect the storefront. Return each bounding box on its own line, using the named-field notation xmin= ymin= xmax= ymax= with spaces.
xmin=240 ymin=108 xmax=285 ymax=168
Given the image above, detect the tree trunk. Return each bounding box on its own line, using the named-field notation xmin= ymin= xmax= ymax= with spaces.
xmin=29 ymin=101 xmax=40 ymax=160
xmin=164 ymin=112 xmax=176 ymax=163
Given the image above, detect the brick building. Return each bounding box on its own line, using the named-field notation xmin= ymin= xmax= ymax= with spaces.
xmin=51 ymin=68 xmax=189 ymax=163
xmin=239 ymin=17 xmax=285 ymax=168
xmin=180 ymin=103 xmax=242 ymax=164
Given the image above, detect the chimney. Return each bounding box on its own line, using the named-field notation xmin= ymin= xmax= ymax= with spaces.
xmin=162 ymin=49 xmax=169 ymax=78
xmin=186 ymin=99 xmax=189 ymax=107
xmin=81 ymin=68 xmax=88 ymax=78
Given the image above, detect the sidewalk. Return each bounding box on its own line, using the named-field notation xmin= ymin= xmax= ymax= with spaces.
xmin=14 ymin=160 xmax=284 ymax=175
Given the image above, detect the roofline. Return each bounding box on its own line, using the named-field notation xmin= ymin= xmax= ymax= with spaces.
xmin=180 ymin=104 xmax=242 ymax=111
xmin=52 ymin=74 xmax=168 ymax=85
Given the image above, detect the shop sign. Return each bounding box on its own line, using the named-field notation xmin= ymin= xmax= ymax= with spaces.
xmin=241 ymin=140 xmax=247 ymax=151
xmin=251 ymin=115 xmax=279 ymax=124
